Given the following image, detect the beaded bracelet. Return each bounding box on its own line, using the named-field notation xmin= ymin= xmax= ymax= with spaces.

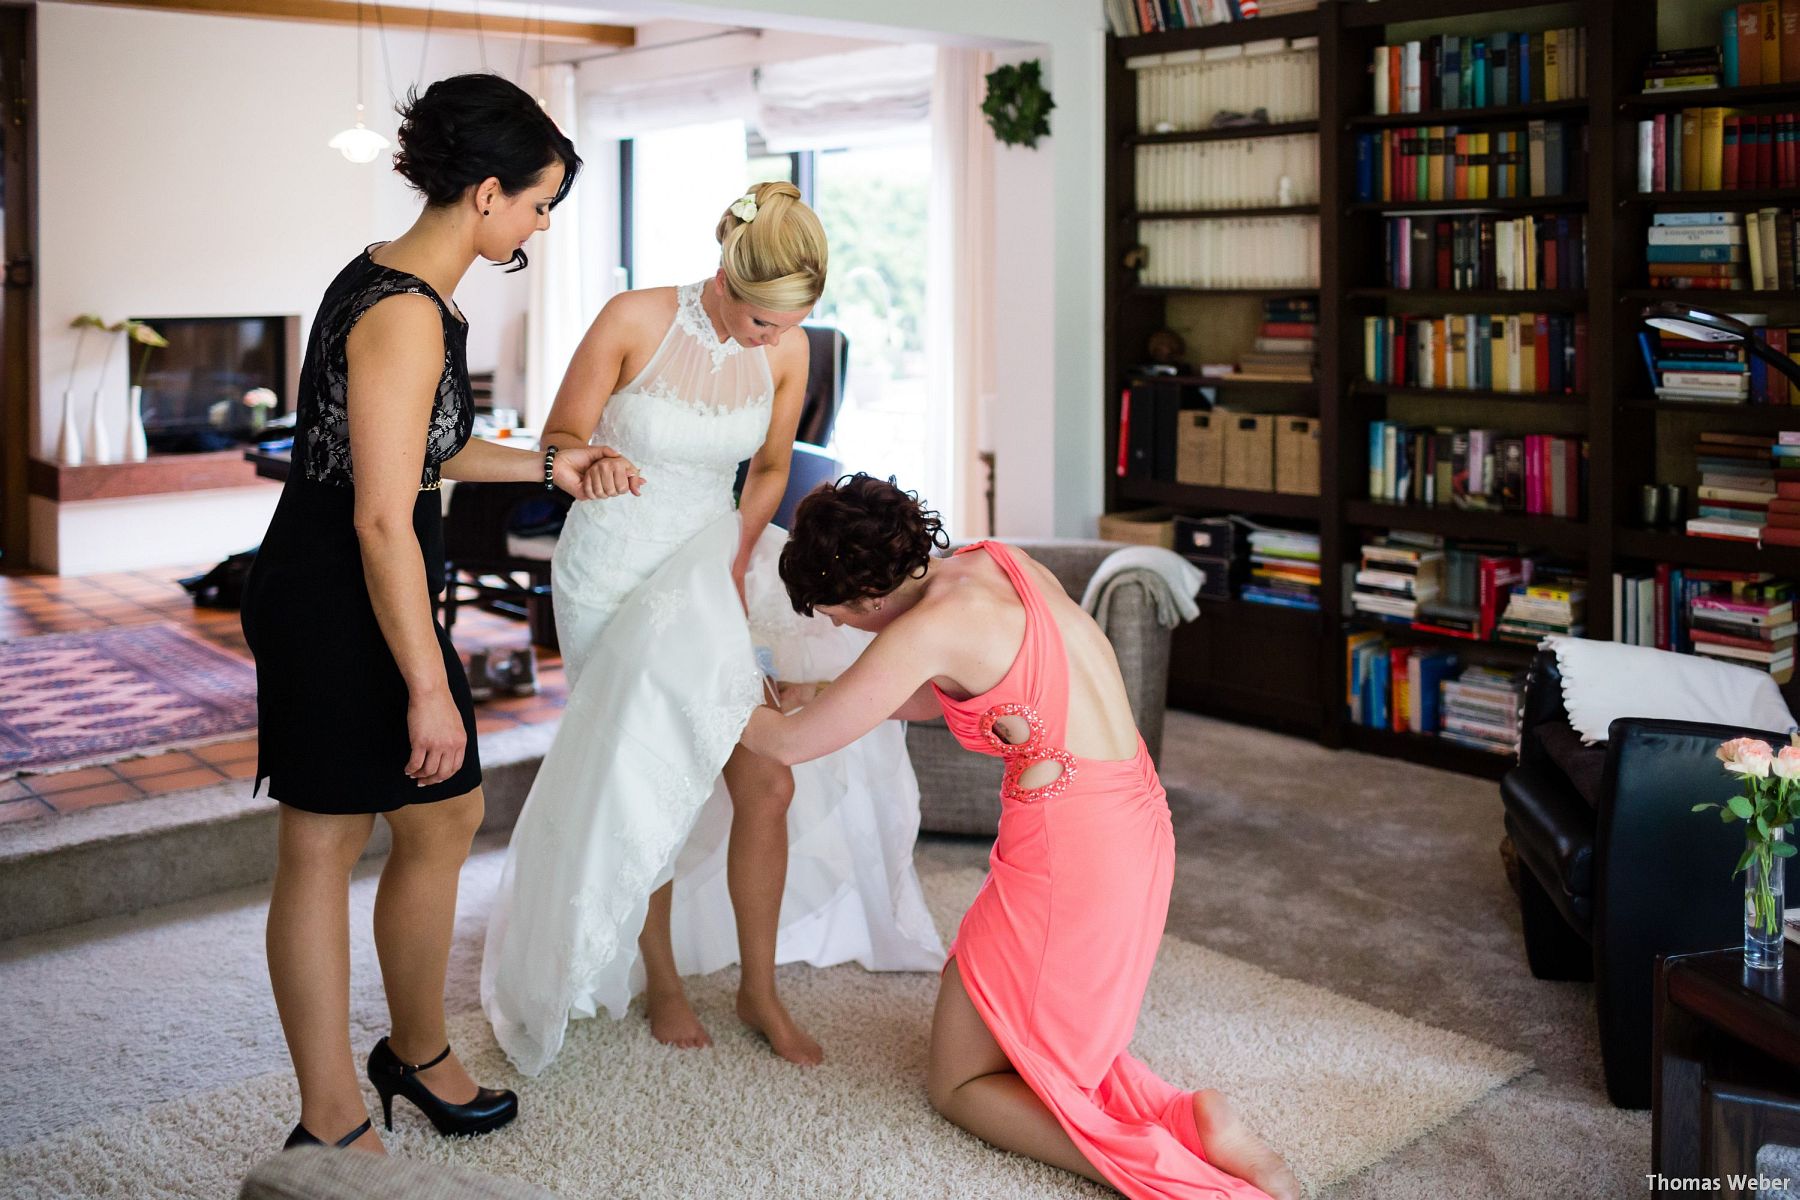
xmin=542 ymin=445 xmax=559 ymax=490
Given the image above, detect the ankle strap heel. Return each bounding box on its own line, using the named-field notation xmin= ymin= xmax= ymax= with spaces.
xmin=366 ymin=1037 xmax=518 ymax=1138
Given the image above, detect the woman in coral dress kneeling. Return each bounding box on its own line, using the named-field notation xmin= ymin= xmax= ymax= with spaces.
xmin=739 ymin=474 xmax=1298 ymax=1200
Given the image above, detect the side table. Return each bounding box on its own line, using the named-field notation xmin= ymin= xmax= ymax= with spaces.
xmin=1654 ymin=948 xmax=1800 ymax=1198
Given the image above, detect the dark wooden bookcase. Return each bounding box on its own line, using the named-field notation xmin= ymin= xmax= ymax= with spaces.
xmin=1104 ymin=0 xmax=1800 ymax=778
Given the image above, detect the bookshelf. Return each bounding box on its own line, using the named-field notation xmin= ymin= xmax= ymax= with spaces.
xmin=1104 ymin=0 xmax=1800 ymax=780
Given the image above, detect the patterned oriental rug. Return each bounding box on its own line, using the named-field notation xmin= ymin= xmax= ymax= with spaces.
xmin=0 ymin=622 xmax=258 ymax=779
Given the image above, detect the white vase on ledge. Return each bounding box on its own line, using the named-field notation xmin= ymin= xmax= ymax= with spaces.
xmin=87 ymin=390 xmax=114 ymax=465
xmin=123 ymin=385 xmax=148 ymax=463
xmin=55 ymin=389 xmax=83 ymax=467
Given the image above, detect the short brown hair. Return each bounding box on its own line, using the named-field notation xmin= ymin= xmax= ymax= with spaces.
xmin=778 ymin=474 xmax=947 ymax=616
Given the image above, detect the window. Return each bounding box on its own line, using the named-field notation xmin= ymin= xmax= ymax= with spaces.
xmin=620 ymin=126 xmax=932 ymax=495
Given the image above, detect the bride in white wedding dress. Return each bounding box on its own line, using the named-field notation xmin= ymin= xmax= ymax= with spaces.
xmin=480 ymin=182 xmax=942 ymax=1077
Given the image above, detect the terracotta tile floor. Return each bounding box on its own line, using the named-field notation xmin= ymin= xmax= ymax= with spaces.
xmin=0 ymin=564 xmax=565 ymax=821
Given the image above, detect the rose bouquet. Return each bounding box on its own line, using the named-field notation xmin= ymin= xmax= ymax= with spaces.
xmin=1695 ymin=736 xmax=1800 ymax=967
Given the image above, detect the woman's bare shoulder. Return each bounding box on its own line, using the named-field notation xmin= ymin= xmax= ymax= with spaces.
xmin=600 ymin=286 xmax=678 ymax=331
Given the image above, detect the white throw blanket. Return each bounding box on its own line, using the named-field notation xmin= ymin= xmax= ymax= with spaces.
xmin=1543 ymin=635 xmax=1798 ymax=745
xmin=1079 ymin=546 xmax=1205 ymax=628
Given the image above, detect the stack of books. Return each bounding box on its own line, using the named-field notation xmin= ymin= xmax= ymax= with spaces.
xmin=1645 ymin=211 xmax=1748 ymax=294
xmin=1690 ymin=576 xmax=1796 ymax=684
xmin=1641 ymin=45 xmax=1723 ymax=92
xmin=1688 ymin=431 xmax=1782 ymax=543
xmin=1636 ymin=112 xmax=1800 ymax=195
xmin=1495 ymin=572 xmax=1586 ymax=644
xmin=1351 ymin=534 xmax=1444 ymax=624
xmin=1353 ymin=120 xmax=1582 ymax=202
xmin=1640 ymin=298 xmax=1755 ymax=399
xmin=1370 ymin=29 xmax=1587 ymax=114
xmin=1439 ymin=665 xmax=1526 ymax=754
xmin=1769 ymin=432 xmax=1800 ymax=547
xmin=1639 ymin=305 xmax=1799 ymax=404
xmin=1382 ymin=213 xmax=1585 ymax=292
xmin=1743 ymin=208 xmax=1800 ymax=291
xmin=1362 ymin=312 xmax=1587 ymax=395
xmin=1367 ymin=422 xmax=1585 ymax=518
xmin=1232 ymin=297 xmax=1317 ymax=382
xmin=1713 ymin=4 xmax=1800 ymax=88
xmin=1243 ymin=527 xmax=1321 ymax=610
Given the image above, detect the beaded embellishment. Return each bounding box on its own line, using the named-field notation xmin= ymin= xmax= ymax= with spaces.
xmin=978 ymin=702 xmax=1077 ymax=803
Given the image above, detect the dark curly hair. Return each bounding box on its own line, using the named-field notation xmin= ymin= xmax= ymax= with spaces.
xmin=779 ymin=474 xmax=948 ymax=616
xmin=392 ymin=73 xmax=582 ymax=273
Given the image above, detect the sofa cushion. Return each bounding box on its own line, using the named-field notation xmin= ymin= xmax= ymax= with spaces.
xmin=240 ymin=1146 xmax=556 ymax=1200
xmin=1501 ymin=761 xmax=1595 ymax=903
xmin=1533 ymin=721 xmax=1607 ymax=809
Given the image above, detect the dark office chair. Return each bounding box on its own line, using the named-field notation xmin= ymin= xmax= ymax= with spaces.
xmin=440 ymin=482 xmax=572 ymax=649
xmin=734 ymin=324 xmax=849 ymax=522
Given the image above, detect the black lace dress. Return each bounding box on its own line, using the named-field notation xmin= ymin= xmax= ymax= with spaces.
xmin=241 ymin=246 xmax=482 ymax=813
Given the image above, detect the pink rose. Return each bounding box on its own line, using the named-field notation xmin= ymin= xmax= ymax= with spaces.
xmin=1774 ymin=745 xmax=1800 ymax=782
xmin=1727 ymin=740 xmax=1775 ymax=779
xmin=1718 ymin=737 xmax=1754 ymax=766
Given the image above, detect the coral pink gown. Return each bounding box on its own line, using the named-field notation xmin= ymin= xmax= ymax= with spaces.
xmin=932 ymin=542 xmax=1272 ymax=1200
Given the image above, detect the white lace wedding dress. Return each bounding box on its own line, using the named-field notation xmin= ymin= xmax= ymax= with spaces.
xmin=480 ymin=282 xmax=944 ymax=1077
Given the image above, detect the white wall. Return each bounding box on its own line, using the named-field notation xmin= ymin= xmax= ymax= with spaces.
xmin=33 ymin=2 xmax=538 ymax=571
xmin=571 ymin=0 xmax=1107 ymax=538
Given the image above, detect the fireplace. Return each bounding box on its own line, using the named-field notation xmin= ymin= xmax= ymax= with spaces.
xmin=132 ymin=315 xmax=300 ymax=454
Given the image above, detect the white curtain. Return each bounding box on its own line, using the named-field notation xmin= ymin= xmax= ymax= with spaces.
xmin=583 ymin=65 xmax=757 ymax=140
xmin=926 ymin=48 xmax=997 ymax=539
xmin=756 ymin=44 xmax=935 ymax=152
xmin=626 ymin=119 xmax=750 ymax=290
xmin=525 ymin=62 xmax=587 ymax=427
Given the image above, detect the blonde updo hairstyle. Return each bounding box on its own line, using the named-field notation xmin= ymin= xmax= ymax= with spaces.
xmin=714 ymin=181 xmax=828 ymax=312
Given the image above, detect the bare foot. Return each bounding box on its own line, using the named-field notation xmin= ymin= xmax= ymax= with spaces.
xmin=646 ymin=984 xmax=712 ymax=1049
xmin=736 ymin=989 xmax=823 ymax=1066
xmin=1191 ymin=1089 xmax=1298 ymax=1200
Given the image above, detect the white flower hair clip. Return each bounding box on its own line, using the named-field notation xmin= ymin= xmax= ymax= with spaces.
xmin=729 ymin=193 xmax=759 ymax=223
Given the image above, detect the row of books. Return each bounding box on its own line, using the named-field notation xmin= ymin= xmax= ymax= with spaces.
xmin=1361 ymin=312 xmax=1588 ymax=396
xmin=1103 ymin=0 xmax=1316 ymax=37
xmin=1381 ymin=213 xmax=1585 ymax=292
xmin=1244 ymin=527 xmax=1321 ymax=611
xmin=1367 ymin=423 xmax=1585 ymax=518
xmin=1359 ymin=539 xmax=1582 ymax=642
xmin=1684 ymin=430 xmax=1800 ymax=547
xmin=1134 ymin=135 xmax=1319 ymax=212
xmin=1126 ymin=41 xmax=1319 ymax=133
xmin=1345 ymin=633 xmax=1525 ymax=753
xmin=1370 ymin=29 xmax=1588 ymax=116
xmin=1239 ymin=295 xmax=1316 ymax=381
xmin=1634 ymin=110 xmax=1800 ymax=193
xmin=1612 ymin=565 xmax=1794 ymax=684
xmin=1352 ymin=121 xmax=1582 ymax=203
xmin=1136 ymin=216 xmax=1319 ymax=289
xmin=1649 ymin=5 xmax=1800 ymax=91
xmin=1639 ymin=310 xmax=1800 ymax=405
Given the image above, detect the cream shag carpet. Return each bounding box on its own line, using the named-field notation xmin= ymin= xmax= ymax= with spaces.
xmin=1 ymin=870 xmax=1528 ymax=1199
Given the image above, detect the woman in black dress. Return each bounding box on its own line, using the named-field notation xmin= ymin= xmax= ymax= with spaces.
xmin=241 ymin=73 xmax=629 ymax=1153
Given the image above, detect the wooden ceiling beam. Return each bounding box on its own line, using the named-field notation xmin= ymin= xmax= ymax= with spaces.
xmin=60 ymin=0 xmax=636 ymax=46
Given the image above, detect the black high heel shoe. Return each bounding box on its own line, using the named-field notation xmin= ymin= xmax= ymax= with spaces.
xmin=283 ymin=1118 xmax=372 ymax=1150
xmin=366 ymin=1037 xmax=518 ymax=1137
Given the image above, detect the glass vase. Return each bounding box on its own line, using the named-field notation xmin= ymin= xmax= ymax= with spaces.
xmin=1745 ymin=828 xmax=1786 ymax=972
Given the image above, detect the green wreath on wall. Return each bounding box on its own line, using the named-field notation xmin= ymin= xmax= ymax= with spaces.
xmin=983 ymin=60 xmax=1055 ymax=149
